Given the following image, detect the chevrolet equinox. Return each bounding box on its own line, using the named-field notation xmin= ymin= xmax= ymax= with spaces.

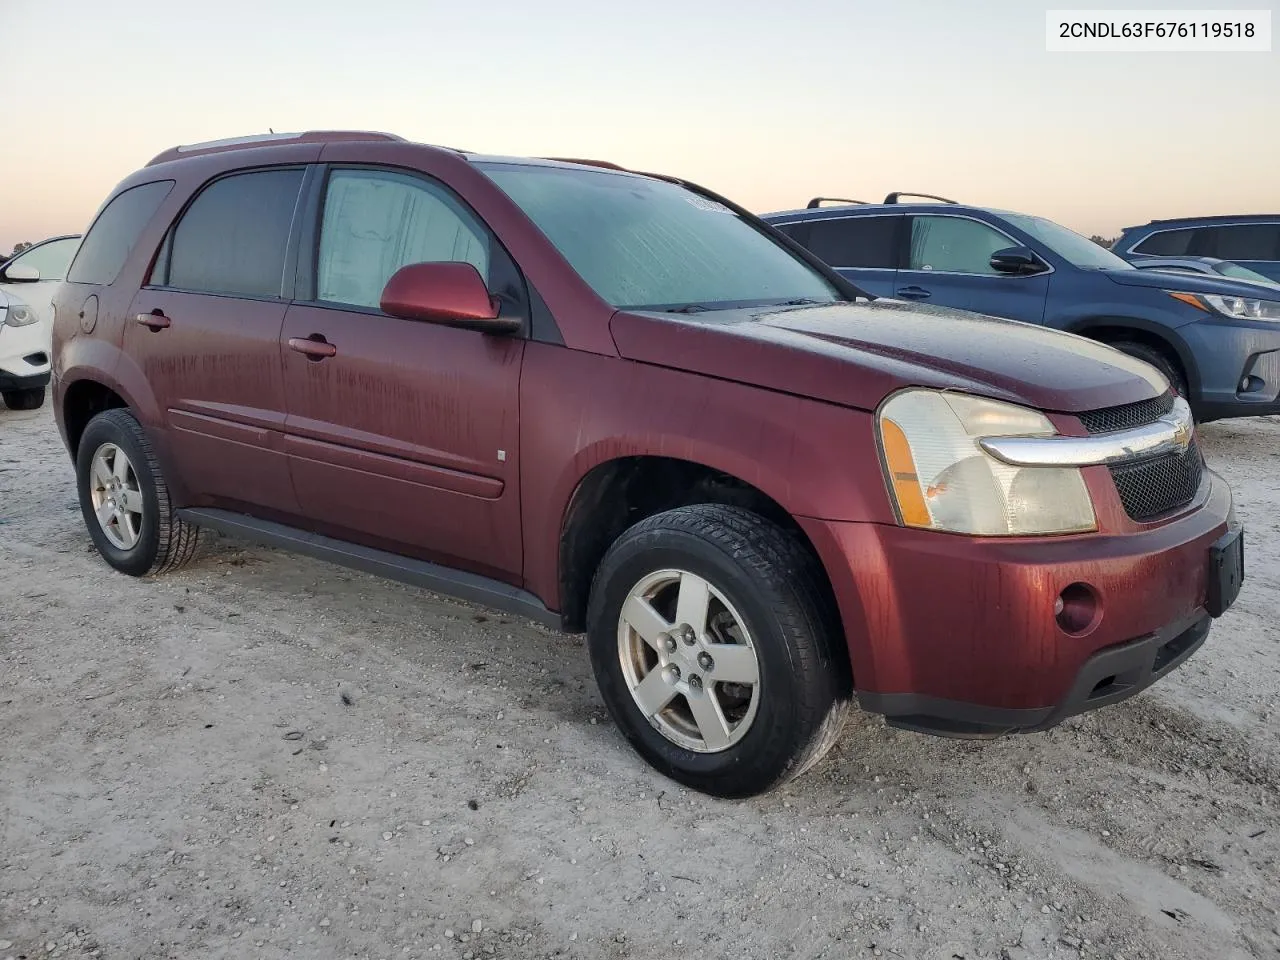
xmin=51 ymin=131 xmax=1244 ymax=797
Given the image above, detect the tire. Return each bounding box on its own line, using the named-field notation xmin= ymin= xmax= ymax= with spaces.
xmin=586 ymin=503 xmax=852 ymax=798
xmin=2 ymin=386 xmax=45 ymax=410
xmin=76 ymin=408 xmax=207 ymax=576
xmin=1111 ymin=341 xmax=1189 ymax=401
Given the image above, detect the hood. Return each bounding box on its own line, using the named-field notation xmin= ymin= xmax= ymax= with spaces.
xmin=1102 ymin=267 xmax=1278 ymax=298
xmin=610 ymin=299 xmax=1167 ymax=414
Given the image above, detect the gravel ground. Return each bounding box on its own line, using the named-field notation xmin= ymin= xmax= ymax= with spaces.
xmin=2 ymin=404 xmax=1278 ymax=960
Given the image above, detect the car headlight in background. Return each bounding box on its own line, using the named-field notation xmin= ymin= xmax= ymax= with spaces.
xmin=1169 ymin=291 xmax=1280 ymax=322
xmin=2 ymin=301 xmax=38 ymax=327
xmin=877 ymin=390 xmax=1097 ymax=536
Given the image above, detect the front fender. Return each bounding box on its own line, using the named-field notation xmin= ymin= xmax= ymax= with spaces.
xmin=518 ymin=342 xmax=895 ymax=611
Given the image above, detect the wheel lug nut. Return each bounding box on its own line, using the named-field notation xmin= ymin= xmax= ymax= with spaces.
xmin=688 ymin=674 xmax=702 ymax=690
xmin=668 ymin=665 xmax=681 ymax=681
xmin=682 ymin=627 xmax=697 ymax=645
xmin=662 ymin=634 xmax=677 ymax=653
xmin=697 ymin=652 xmax=714 ymax=671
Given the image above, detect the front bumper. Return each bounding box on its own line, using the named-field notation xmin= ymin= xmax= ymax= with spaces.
xmin=0 ymin=316 xmax=53 ymax=385
xmin=0 ymin=369 xmax=50 ymax=391
xmin=1182 ymin=318 xmax=1280 ymax=421
xmin=798 ymin=470 xmax=1238 ymax=737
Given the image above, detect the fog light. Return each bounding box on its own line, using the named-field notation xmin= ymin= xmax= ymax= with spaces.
xmin=1056 ymin=583 xmax=1099 ymax=635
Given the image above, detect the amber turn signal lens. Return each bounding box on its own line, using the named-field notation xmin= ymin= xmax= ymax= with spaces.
xmin=1167 ymin=291 xmax=1208 ymax=311
xmin=880 ymin=418 xmax=931 ymax=527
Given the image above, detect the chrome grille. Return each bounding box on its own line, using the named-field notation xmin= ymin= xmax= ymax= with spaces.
xmin=1108 ymin=441 xmax=1204 ymax=522
xmin=1075 ymin=392 xmax=1202 ymax=522
xmin=1077 ymin=392 xmax=1176 ymax=434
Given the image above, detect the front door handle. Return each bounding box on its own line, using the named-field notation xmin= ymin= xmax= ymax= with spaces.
xmin=135 ymin=311 xmax=172 ymax=330
xmin=288 ymin=335 xmax=337 ymax=360
xmin=896 ymin=286 xmax=932 ymax=300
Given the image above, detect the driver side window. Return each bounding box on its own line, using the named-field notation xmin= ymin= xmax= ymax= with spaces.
xmin=316 ymin=169 xmax=491 ymax=310
xmin=5 ymin=236 xmax=81 ymax=281
xmin=909 ymin=216 xmax=1012 ymax=276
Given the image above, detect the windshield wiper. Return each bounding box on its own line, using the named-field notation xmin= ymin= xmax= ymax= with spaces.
xmin=662 ymin=304 xmax=711 ymax=314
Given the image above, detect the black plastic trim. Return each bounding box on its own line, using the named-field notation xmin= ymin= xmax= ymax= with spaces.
xmin=176 ymin=508 xmax=561 ymax=628
xmin=1207 ymin=524 xmax=1244 ymax=617
xmin=280 ymin=164 xmax=320 ymax=302
xmin=0 ymin=370 xmax=51 ymax=390
xmin=528 ymin=282 xmax=564 ymax=345
xmin=859 ymin=610 xmax=1213 ymax=739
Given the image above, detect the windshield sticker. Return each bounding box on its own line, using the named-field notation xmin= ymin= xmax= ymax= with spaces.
xmin=686 ymin=196 xmax=734 ymax=214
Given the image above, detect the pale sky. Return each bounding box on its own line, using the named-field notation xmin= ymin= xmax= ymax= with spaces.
xmin=1 ymin=0 xmax=1277 ymax=253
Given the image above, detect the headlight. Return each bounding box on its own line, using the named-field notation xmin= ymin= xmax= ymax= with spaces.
xmin=877 ymin=390 xmax=1097 ymax=536
xmin=2 ymin=302 xmax=38 ymax=327
xmin=1172 ymin=291 xmax=1280 ymax=322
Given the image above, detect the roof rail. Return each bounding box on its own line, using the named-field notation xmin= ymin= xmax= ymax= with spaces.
xmin=883 ymin=191 xmax=957 ymax=205
xmin=806 ymin=197 xmax=867 ymax=209
xmin=146 ymin=130 xmax=408 ymax=167
xmin=540 ymin=157 xmax=628 ymax=170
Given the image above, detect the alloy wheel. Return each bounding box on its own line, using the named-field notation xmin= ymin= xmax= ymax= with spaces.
xmin=616 ymin=569 xmax=762 ymax=753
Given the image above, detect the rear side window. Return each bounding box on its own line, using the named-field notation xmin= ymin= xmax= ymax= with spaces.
xmin=1132 ymin=228 xmax=1194 ymax=255
xmin=805 ymin=217 xmax=898 ymax=268
xmin=67 ymin=180 xmax=174 ymax=285
xmin=1210 ymin=224 xmax=1280 ymax=261
xmin=160 ymin=169 xmax=304 ymax=298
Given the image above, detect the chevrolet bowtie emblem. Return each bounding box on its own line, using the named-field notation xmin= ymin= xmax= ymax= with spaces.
xmin=1172 ymin=418 xmax=1192 ymax=449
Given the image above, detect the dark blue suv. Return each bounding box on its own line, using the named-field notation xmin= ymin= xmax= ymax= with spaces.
xmin=762 ymin=196 xmax=1280 ymax=422
xmin=1115 ymin=215 xmax=1280 ymax=283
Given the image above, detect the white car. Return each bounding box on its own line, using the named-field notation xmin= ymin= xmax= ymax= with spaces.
xmin=0 ymin=234 xmax=81 ymax=410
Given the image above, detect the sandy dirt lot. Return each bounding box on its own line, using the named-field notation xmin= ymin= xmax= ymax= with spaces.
xmin=1 ymin=403 xmax=1277 ymax=960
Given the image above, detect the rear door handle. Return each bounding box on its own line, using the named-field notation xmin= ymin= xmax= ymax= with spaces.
xmin=135 ymin=312 xmax=172 ymax=330
xmin=288 ymin=335 xmax=337 ymax=360
xmin=896 ymin=286 xmax=932 ymax=300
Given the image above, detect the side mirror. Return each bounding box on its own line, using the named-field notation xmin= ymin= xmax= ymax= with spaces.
xmin=989 ymin=247 xmax=1044 ymax=276
xmin=2 ymin=262 xmax=40 ymax=282
xmin=379 ymin=261 xmax=519 ymax=334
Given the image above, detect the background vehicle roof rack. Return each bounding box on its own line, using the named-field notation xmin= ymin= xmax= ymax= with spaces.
xmin=146 ymin=130 xmax=410 ymax=166
xmin=806 ymin=197 xmax=867 ymax=208
xmin=883 ymin=191 xmax=957 ymax=204
xmin=540 ymin=157 xmax=628 ymax=170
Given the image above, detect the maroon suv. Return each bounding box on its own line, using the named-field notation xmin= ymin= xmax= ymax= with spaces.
xmin=51 ymin=131 xmax=1244 ymax=797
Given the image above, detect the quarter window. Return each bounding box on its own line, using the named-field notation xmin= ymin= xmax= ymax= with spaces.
xmin=316 ymin=169 xmax=490 ymax=310
xmin=804 ymin=217 xmax=898 ymax=268
xmin=160 ymin=169 xmax=304 ymax=298
xmin=1210 ymin=224 xmax=1280 ymax=261
xmin=908 ymin=216 xmax=1011 ymax=275
xmin=67 ymin=180 xmax=174 ymax=285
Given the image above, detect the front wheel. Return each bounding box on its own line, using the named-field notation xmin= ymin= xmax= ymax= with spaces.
xmin=1111 ymin=341 xmax=1189 ymax=402
xmin=586 ymin=504 xmax=851 ymax=798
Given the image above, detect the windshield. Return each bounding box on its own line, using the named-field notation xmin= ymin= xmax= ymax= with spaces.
xmin=1001 ymin=214 xmax=1134 ymax=271
xmin=1217 ymin=262 xmax=1280 ymax=287
xmin=478 ymin=163 xmax=843 ymax=310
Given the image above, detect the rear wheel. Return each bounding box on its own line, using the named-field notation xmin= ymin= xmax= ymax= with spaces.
xmin=586 ymin=504 xmax=851 ymax=798
xmin=1111 ymin=341 xmax=1189 ymax=401
xmin=2 ymin=386 xmax=45 ymax=410
xmin=76 ymin=408 xmax=207 ymax=576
